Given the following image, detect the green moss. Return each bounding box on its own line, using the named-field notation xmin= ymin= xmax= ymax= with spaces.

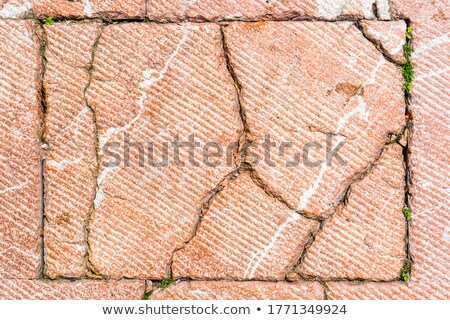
xmin=141 ymin=292 xmax=151 ymax=300
xmin=400 ymin=262 xmax=411 ymax=282
xmin=42 ymin=17 xmax=55 ymax=25
xmin=406 ymin=26 xmax=413 ymax=40
xmin=402 ymin=26 xmax=414 ymax=95
xmin=402 ymin=207 xmax=411 ymax=221
xmin=157 ymin=277 xmax=175 ymax=289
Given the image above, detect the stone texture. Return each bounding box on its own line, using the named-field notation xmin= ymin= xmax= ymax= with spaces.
xmin=224 ymin=21 xmax=405 ymax=218
xmin=0 ymin=280 xmax=144 ymax=299
xmin=43 ymin=22 xmax=101 ymax=279
xmin=151 ymin=281 xmax=324 ymax=299
xmin=360 ymin=20 xmax=407 ymax=63
xmin=173 ymin=173 xmax=318 ymax=280
xmin=86 ymin=23 xmax=242 ymax=278
xmin=0 ymin=20 xmax=41 ymax=279
xmin=327 ymin=281 xmax=450 ymax=299
xmin=409 ymin=20 xmax=450 ymax=284
xmin=0 ymin=0 xmax=145 ymax=18
xmin=147 ymin=0 xmax=391 ymax=21
xmin=299 ymin=144 xmax=406 ymax=280
xmin=391 ymin=0 xmax=450 ymax=21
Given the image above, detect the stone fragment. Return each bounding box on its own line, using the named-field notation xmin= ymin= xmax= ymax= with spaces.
xmin=0 ymin=19 xmax=41 ymax=278
xmin=224 ymin=21 xmax=405 ymax=218
xmin=360 ymin=20 xmax=407 ymax=63
xmin=147 ymin=0 xmax=391 ymax=21
xmin=327 ymin=281 xmax=450 ymax=299
xmin=299 ymin=144 xmax=406 ymax=280
xmin=409 ymin=20 xmax=450 ymax=283
xmin=0 ymin=280 xmax=144 ymax=300
xmin=0 ymin=0 xmax=145 ymax=19
xmin=151 ymin=281 xmax=324 ymax=300
xmin=391 ymin=0 xmax=450 ymax=21
xmin=173 ymin=173 xmax=319 ymax=280
xmin=43 ymin=22 xmax=101 ymax=278
xmin=86 ymin=23 xmax=242 ymax=278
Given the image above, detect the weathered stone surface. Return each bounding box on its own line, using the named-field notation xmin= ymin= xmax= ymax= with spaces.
xmin=299 ymin=144 xmax=406 ymax=280
xmin=224 ymin=21 xmax=405 ymax=218
xmin=0 ymin=0 xmax=145 ymax=18
xmin=43 ymin=22 xmax=101 ymax=279
xmin=327 ymin=281 xmax=450 ymax=299
xmin=0 ymin=280 xmax=144 ymax=299
xmin=360 ymin=20 xmax=407 ymax=63
xmin=151 ymin=281 xmax=324 ymax=299
xmin=173 ymin=173 xmax=318 ymax=280
xmin=317 ymin=0 xmax=391 ymax=20
xmin=409 ymin=20 xmax=450 ymax=283
xmin=86 ymin=23 xmax=242 ymax=278
xmin=391 ymin=0 xmax=450 ymax=21
xmin=0 ymin=20 xmax=41 ymax=278
xmin=147 ymin=0 xmax=391 ymax=21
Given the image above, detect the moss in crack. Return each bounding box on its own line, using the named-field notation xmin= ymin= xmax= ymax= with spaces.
xmin=157 ymin=277 xmax=175 ymax=289
xmin=402 ymin=206 xmax=411 ymax=222
xmin=402 ymin=26 xmax=414 ymax=95
xmin=42 ymin=17 xmax=54 ymax=25
xmin=400 ymin=261 xmax=412 ymax=282
xmin=141 ymin=292 xmax=151 ymax=300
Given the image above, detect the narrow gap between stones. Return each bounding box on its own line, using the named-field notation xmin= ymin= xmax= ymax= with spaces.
xmin=32 ymin=16 xmax=408 ymax=24
xmin=398 ymin=18 xmax=414 ymax=282
xmin=35 ymin=20 xmax=49 ymax=279
xmin=82 ymin=25 xmax=105 ymax=279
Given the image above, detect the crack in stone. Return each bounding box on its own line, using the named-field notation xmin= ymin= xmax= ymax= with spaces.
xmin=34 ymin=20 xmax=48 ymax=279
xmin=400 ymin=19 xmax=414 ymax=282
xmin=165 ymin=170 xmax=241 ymax=280
xmin=82 ymin=25 xmax=105 ymax=279
xmin=290 ymin=135 xmax=406 ymax=280
xmin=355 ymin=20 xmax=402 ymax=65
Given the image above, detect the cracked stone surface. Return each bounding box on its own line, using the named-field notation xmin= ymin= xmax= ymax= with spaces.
xmin=224 ymin=21 xmax=405 ymax=218
xmin=0 ymin=279 xmax=143 ymax=299
xmin=0 ymin=19 xmax=41 ymax=279
xmin=298 ymin=144 xmax=406 ymax=280
xmin=86 ymin=23 xmax=242 ymax=278
xmin=151 ymin=281 xmax=324 ymax=299
xmin=360 ymin=20 xmax=407 ymax=63
xmin=173 ymin=173 xmax=319 ymax=280
xmin=43 ymin=22 xmax=101 ymax=279
xmin=0 ymin=1 xmax=449 ymax=301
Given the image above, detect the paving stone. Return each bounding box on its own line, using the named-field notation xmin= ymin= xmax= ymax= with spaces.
xmin=327 ymin=281 xmax=450 ymax=299
xmin=0 ymin=280 xmax=144 ymax=299
xmin=299 ymin=144 xmax=406 ymax=280
xmin=85 ymin=23 xmax=242 ymax=278
xmin=43 ymin=22 xmax=101 ymax=279
xmin=151 ymin=281 xmax=324 ymax=299
xmin=391 ymin=0 xmax=450 ymax=21
xmin=173 ymin=173 xmax=318 ymax=280
xmin=0 ymin=19 xmax=41 ymax=279
xmin=360 ymin=20 xmax=407 ymax=63
xmin=0 ymin=0 xmax=145 ymax=18
xmin=147 ymin=0 xmax=391 ymax=21
xmin=409 ymin=20 xmax=450 ymax=283
xmin=224 ymin=21 xmax=405 ymax=219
